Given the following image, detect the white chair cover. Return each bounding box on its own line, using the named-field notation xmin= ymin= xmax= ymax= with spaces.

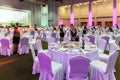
xmin=38 ymin=52 xmax=64 ymax=80
xmin=18 ymin=37 xmax=29 ymax=55
xmin=0 ymin=38 xmax=12 ymax=56
xmin=29 ymin=44 xmax=39 ymax=74
xmin=90 ymin=51 xmax=118 ymax=80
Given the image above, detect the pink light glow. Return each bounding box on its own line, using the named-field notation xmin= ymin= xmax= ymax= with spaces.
xmin=87 ymin=1 xmax=92 ymax=27
xmin=70 ymin=4 xmax=74 ymax=25
xmin=113 ymin=0 xmax=117 ymax=27
xmin=88 ymin=10 xmax=92 ymax=27
xmin=66 ymin=21 xmax=70 ymax=27
xmin=58 ymin=18 xmax=63 ymax=25
xmin=70 ymin=12 xmax=74 ymax=25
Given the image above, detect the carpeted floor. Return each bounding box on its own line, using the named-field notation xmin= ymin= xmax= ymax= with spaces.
xmin=0 ymin=42 xmax=120 ymax=80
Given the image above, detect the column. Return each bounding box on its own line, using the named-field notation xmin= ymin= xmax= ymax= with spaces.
xmin=70 ymin=2 xmax=74 ymax=25
xmin=87 ymin=1 xmax=92 ymax=27
xmin=41 ymin=5 xmax=48 ymax=27
xmin=94 ymin=4 xmax=97 ymax=26
xmin=113 ymin=0 xmax=117 ymax=27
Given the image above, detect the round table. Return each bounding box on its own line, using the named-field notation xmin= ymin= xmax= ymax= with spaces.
xmin=48 ymin=42 xmax=98 ymax=73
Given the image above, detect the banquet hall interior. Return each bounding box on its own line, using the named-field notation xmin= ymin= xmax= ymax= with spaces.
xmin=0 ymin=0 xmax=120 ymax=80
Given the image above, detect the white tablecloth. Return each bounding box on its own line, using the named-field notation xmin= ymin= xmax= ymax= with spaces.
xmin=48 ymin=43 xmax=98 ymax=73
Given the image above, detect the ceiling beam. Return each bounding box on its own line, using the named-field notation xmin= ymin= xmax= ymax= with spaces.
xmin=21 ymin=0 xmax=48 ymax=5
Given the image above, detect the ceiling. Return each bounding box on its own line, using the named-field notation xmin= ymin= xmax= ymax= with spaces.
xmin=61 ymin=0 xmax=97 ymax=5
xmin=36 ymin=0 xmax=97 ymax=5
xmin=26 ymin=0 xmax=106 ymax=6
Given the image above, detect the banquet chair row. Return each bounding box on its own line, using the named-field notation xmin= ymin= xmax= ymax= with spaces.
xmin=38 ymin=52 xmax=88 ymax=80
xmin=37 ymin=51 xmax=118 ymax=80
xmin=29 ymin=44 xmax=40 ymax=74
xmin=29 ymin=39 xmax=48 ymax=74
xmin=0 ymin=37 xmax=30 ymax=56
xmin=38 ymin=53 xmax=89 ymax=80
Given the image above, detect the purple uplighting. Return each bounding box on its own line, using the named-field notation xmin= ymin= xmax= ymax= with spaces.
xmin=113 ymin=0 xmax=117 ymax=27
xmin=88 ymin=10 xmax=92 ymax=27
xmin=87 ymin=1 xmax=92 ymax=27
xmin=70 ymin=4 xmax=74 ymax=25
xmin=70 ymin=12 xmax=74 ymax=25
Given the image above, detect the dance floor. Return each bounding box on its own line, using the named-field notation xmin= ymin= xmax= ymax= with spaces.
xmin=0 ymin=42 xmax=120 ymax=80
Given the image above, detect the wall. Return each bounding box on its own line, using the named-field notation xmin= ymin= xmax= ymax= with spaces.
xmin=48 ymin=1 xmax=58 ymax=26
xmin=58 ymin=0 xmax=120 ymax=27
xmin=0 ymin=0 xmax=58 ymax=27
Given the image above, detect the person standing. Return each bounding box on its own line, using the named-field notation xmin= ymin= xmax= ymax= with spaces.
xmin=59 ymin=25 xmax=65 ymax=41
xmin=13 ymin=23 xmax=20 ymax=54
xmin=70 ymin=24 xmax=79 ymax=41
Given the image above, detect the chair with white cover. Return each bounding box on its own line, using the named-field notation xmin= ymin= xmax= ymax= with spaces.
xmin=108 ymin=32 xmax=114 ymax=39
xmin=64 ymin=30 xmax=70 ymax=42
xmin=66 ymin=56 xmax=90 ymax=80
xmin=109 ymin=42 xmax=118 ymax=54
xmin=47 ymin=38 xmax=56 ymax=46
xmin=0 ymin=38 xmax=12 ymax=56
xmin=38 ymin=52 xmax=64 ymax=80
xmin=99 ymin=41 xmax=117 ymax=62
xmin=115 ymin=35 xmax=120 ymax=45
xmin=82 ymin=37 xmax=90 ymax=43
xmin=29 ymin=44 xmax=39 ymax=74
xmin=115 ymin=35 xmax=120 ymax=50
xmin=96 ymin=38 xmax=107 ymax=60
xmin=51 ymin=32 xmax=57 ymax=42
xmin=87 ymin=35 xmax=95 ymax=44
xmin=0 ymin=34 xmax=5 ymax=39
xmin=36 ymin=39 xmax=48 ymax=53
xmin=102 ymin=36 xmax=110 ymax=50
xmin=18 ymin=37 xmax=29 ymax=55
xmin=42 ymin=32 xmax=47 ymax=42
xmin=90 ymin=51 xmax=118 ymax=80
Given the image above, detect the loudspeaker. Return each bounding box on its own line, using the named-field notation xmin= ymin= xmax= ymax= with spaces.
xmin=19 ymin=0 xmax=24 ymax=2
xmin=42 ymin=5 xmax=46 ymax=7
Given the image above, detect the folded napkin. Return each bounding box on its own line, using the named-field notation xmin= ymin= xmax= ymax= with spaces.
xmin=58 ymin=48 xmax=67 ymax=52
xmin=72 ymin=49 xmax=79 ymax=53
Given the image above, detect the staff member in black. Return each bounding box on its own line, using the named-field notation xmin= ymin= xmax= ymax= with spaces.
xmin=70 ymin=24 xmax=79 ymax=41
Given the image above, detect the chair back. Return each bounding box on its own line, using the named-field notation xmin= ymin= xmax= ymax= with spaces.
xmin=31 ymin=30 xmax=34 ymax=35
xmin=38 ymin=53 xmax=52 ymax=75
xmin=29 ymin=44 xmax=36 ymax=60
xmin=5 ymin=31 xmax=10 ymax=36
xmin=87 ymin=35 xmax=95 ymax=44
xmin=43 ymin=32 xmax=46 ymax=38
xmin=82 ymin=37 xmax=90 ymax=43
xmin=23 ymin=31 xmax=27 ymax=33
xmin=20 ymin=37 xmax=29 ymax=47
xmin=51 ymin=32 xmax=56 ymax=38
xmin=1 ymin=38 xmax=10 ymax=49
xmin=48 ymin=38 xmax=55 ymax=45
xmin=102 ymin=36 xmax=110 ymax=44
xmin=69 ymin=56 xmax=90 ymax=79
xmin=115 ymin=35 xmax=120 ymax=45
xmin=97 ymin=38 xmax=106 ymax=53
xmin=105 ymin=51 xmax=118 ymax=73
xmin=109 ymin=42 xmax=117 ymax=54
xmin=36 ymin=40 xmax=43 ymax=53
